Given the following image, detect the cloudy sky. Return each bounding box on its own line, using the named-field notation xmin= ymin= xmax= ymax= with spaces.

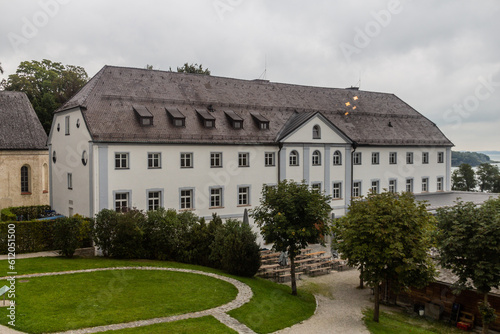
xmin=1 ymin=0 xmax=499 ymax=152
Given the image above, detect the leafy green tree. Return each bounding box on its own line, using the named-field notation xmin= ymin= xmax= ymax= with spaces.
xmin=333 ymin=191 xmax=436 ymax=322
xmin=251 ymin=180 xmax=332 ymax=295
xmin=452 ymin=163 xmax=477 ymax=191
xmin=476 ymin=163 xmax=500 ymax=192
xmin=176 ymin=62 xmax=211 ymax=75
xmin=2 ymin=59 xmax=88 ymax=133
xmin=436 ymin=198 xmax=500 ymax=334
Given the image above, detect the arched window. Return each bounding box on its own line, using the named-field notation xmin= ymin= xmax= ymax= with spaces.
xmin=312 ymin=150 xmax=321 ymax=166
xmin=312 ymin=125 xmax=321 ymax=139
xmin=333 ymin=150 xmax=342 ymax=165
xmin=21 ymin=165 xmax=31 ymax=193
xmin=42 ymin=163 xmax=49 ymax=193
xmin=289 ymin=150 xmax=299 ymax=166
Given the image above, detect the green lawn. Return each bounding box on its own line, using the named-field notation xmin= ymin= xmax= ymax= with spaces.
xmin=363 ymin=308 xmax=466 ymax=334
xmin=0 ymin=257 xmax=316 ymax=333
xmin=101 ymin=316 xmax=237 ymax=334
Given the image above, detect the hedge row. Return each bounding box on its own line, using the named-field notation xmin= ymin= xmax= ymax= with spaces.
xmin=1 ymin=205 xmax=51 ymax=221
xmin=93 ymin=208 xmax=261 ymax=277
xmin=0 ymin=216 xmax=92 ymax=255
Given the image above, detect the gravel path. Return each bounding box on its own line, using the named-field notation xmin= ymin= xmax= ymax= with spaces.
xmin=274 ymin=268 xmax=372 ymax=334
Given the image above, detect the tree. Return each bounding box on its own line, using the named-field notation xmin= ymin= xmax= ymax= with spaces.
xmin=476 ymin=163 xmax=500 ymax=192
xmin=2 ymin=59 xmax=88 ymax=133
xmin=436 ymin=198 xmax=500 ymax=334
xmin=0 ymin=62 xmax=3 ymax=74
xmin=452 ymin=163 xmax=477 ymax=191
xmin=176 ymin=62 xmax=211 ymax=75
xmin=251 ymin=180 xmax=332 ymax=295
xmin=332 ymin=191 xmax=436 ymax=322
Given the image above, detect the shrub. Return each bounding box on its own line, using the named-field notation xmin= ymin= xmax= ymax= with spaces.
xmin=92 ymin=209 xmax=118 ymax=257
xmin=9 ymin=205 xmax=51 ymax=221
xmin=53 ymin=217 xmax=82 ymax=258
xmin=0 ymin=220 xmax=55 ymax=254
xmin=1 ymin=208 xmax=16 ymax=222
xmin=211 ymin=219 xmax=261 ymax=277
xmin=110 ymin=209 xmax=145 ymax=259
xmin=141 ymin=208 xmax=181 ymax=260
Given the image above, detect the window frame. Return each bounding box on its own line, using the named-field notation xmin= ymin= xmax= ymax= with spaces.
xmin=406 ymin=178 xmax=413 ymax=193
xmin=371 ymin=180 xmax=379 ymax=194
xmin=389 ymin=152 xmax=397 ymax=165
xmin=210 ymin=187 xmax=223 ymax=208
xmin=311 ymin=182 xmax=322 ymax=191
xmin=265 ymin=152 xmax=275 ymax=167
xmin=312 ymin=150 xmax=322 ymax=166
xmin=238 ymin=152 xmax=250 ymax=167
xmin=148 ymin=152 xmax=161 ymax=169
xmin=148 ymin=191 xmax=162 ymax=211
xmin=289 ymin=150 xmax=299 ymax=166
xmin=352 ymin=181 xmax=361 ymax=197
xmin=114 ymin=192 xmax=130 ymax=213
xmin=353 ymin=152 xmax=362 ymax=165
xmin=389 ymin=179 xmax=397 ymax=193
xmin=115 ymin=152 xmax=129 ymax=169
xmin=406 ymin=152 xmax=414 ymax=164
xmin=180 ymin=188 xmax=194 ymax=210
xmin=422 ymin=177 xmax=429 ymax=192
xmin=332 ymin=182 xmax=342 ymax=199
xmin=371 ymin=152 xmax=379 ymax=165
xmin=180 ymin=152 xmax=193 ymax=168
xmin=67 ymin=173 xmax=73 ymax=190
xmin=437 ymin=177 xmax=444 ymax=191
xmin=65 ymin=115 xmax=70 ymax=135
xmin=238 ymin=186 xmax=250 ymax=206
xmin=210 ymin=152 xmax=223 ymax=168
xmin=20 ymin=165 xmax=30 ymax=194
xmin=333 ymin=150 xmax=342 ymax=166
xmin=422 ymin=152 xmax=429 ymax=164
xmin=312 ymin=125 xmax=321 ymax=139
xmin=438 ymin=152 xmax=444 ymax=163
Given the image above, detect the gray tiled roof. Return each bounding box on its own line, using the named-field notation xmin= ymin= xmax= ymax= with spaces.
xmin=56 ymin=66 xmax=453 ymax=146
xmin=415 ymin=191 xmax=499 ymax=211
xmin=0 ymin=91 xmax=48 ymax=150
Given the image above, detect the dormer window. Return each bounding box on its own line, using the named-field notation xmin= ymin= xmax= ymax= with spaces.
xmin=133 ymin=105 xmax=154 ymax=126
xmin=251 ymin=112 xmax=270 ymax=130
xmin=196 ymin=109 xmax=216 ymax=128
xmin=166 ymin=107 xmax=186 ymax=127
xmin=224 ymin=110 xmax=244 ymax=129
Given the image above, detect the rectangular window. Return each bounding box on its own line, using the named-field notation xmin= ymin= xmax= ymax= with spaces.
xmin=148 ymin=191 xmax=161 ymax=211
xmin=148 ymin=153 xmax=161 ymax=169
xmin=238 ymin=186 xmax=250 ymax=205
xmin=210 ymin=188 xmax=223 ymax=208
xmin=389 ymin=152 xmax=397 ymax=164
xmin=333 ymin=182 xmax=342 ymax=199
xmin=371 ymin=180 xmax=379 ymax=194
xmin=238 ymin=152 xmax=249 ymax=167
xmin=180 ymin=189 xmax=193 ymax=209
xmin=371 ymin=152 xmax=379 ymax=165
xmin=210 ymin=152 xmax=223 ymax=168
xmin=353 ymin=152 xmax=362 ymax=165
xmin=180 ymin=153 xmax=193 ymax=168
xmin=260 ymin=122 xmax=269 ymax=130
xmin=67 ymin=173 xmax=73 ymax=190
xmin=406 ymin=152 xmax=414 ymax=164
xmin=265 ymin=152 xmax=275 ymax=166
xmin=21 ymin=166 xmax=29 ymax=193
xmin=205 ymin=119 xmax=215 ymax=128
xmin=311 ymin=183 xmax=321 ymax=191
xmin=65 ymin=115 xmax=70 ymax=135
xmin=438 ymin=152 xmax=444 ymax=163
xmin=353 ymin=182 xmax=361 ymax=197
xmin=422 ymin=152 xmax=429 ymax=164
xmin=389 ymin=179 xmax=397 ymax=193
xmin=406 ymin=178 xmax=413 ymax=192
xmin=115 ymin=192 xmax=129 ymax=212
xmin=115 ymin=153 xmax=129 ymax=169
xmin=422 ymin=178 xmax=429 ymax=192
xmin=437 ymin=177 xmax=443 ymax=191
xmin=174 ymin=118 xmax=185 ymax=127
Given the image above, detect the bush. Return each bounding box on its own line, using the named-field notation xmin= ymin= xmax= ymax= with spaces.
xmin=1 ymin=208 xmax=16 ymax=222
xmin=141 ymin=208 xmax=181 ymax=260
xmin=211 ymin=219 xmax=261 ymax=277
xmin=92 ymin=209 xmax=118 ymax=257
xmin=53 ymin=217 xmax=82 ymax=258
xmin=0 ymin=220 xmax=54 ymax=254
xmin=110 ymin=209 xmax=145 ymax=259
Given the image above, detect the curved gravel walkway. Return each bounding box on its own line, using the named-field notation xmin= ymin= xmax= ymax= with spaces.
xmin=274 ymin=268 xmax=372 ymax=334
xmin=0 ymin=267 xmax=255 ymax=334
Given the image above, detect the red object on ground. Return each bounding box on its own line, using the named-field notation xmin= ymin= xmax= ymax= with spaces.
xmin=456 ymin=322 xmax=471 ymax=330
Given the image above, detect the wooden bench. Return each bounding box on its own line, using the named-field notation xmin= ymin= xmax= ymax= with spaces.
xmin=307 ymin=267 xmax=331 ymax=277
xmin=458 ymin=311 xmax=474 ymax=329
xmin=277 ymin=272 xmax=303 ymax=283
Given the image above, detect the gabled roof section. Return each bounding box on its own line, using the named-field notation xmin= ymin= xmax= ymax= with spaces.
xmin=0 ymin=91 xmax=48 ymax=150
xmin=224 ymin=109 xmax=243 ymax=122
xmin=55 ymin=65 xmax=453 ymax=146
xmin=277 ymin=111 xmax=352 ymax=143
xmin=166 ymin=107 xmax=186 ymax=119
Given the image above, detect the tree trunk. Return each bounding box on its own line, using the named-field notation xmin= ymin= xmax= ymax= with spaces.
xmin=482 ymin=293 xmax=489 ymax=334
xmin=290 ymin=254 xmax=297 ymax=295
xmin=373 ymin=283 xmax=380 ymax=322
xmin=359 ymin=265 xmax=364 ymax=289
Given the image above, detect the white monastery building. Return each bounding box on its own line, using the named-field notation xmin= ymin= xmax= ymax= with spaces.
xmin=48 ymin=66 xmax=453 ymax=225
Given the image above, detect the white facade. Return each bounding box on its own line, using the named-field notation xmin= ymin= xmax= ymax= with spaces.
xmin=49 ymin=110 xmax=452 ymax=234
